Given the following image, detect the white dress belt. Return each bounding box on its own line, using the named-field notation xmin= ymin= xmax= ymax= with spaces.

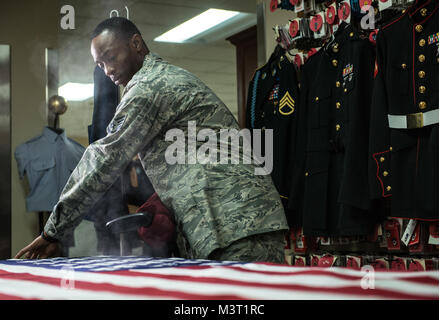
xmin=388 ymin=108 xmax=439 ymax=129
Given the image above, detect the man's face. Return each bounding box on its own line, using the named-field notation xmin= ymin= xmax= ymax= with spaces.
xmin=91 ymin=30 xmax=140 ymax=86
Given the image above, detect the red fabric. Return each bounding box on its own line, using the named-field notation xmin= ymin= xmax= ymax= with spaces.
xmin=307 ymin=48 xmax=318 ymax=58
xmin=136 ymin=192 xmax=175 ymax=247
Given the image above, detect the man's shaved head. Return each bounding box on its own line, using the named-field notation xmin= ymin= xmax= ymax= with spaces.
xmin=90 ymin=17 xmax=149 ymax=86
xmin=91 ymin=17 xmax=144 ymax=43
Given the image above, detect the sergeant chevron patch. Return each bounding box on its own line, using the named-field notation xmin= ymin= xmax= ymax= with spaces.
xmin=279 ymin=91 xmax=295 ymax=115
xmin=107 ymin=115 xmax=127 ymax=134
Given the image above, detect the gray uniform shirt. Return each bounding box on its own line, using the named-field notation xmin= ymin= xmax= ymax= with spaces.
xmin=15 ymin=127 xmax=85 ymax=212
xmin=44 ymin=53 xmax=288 ymax=259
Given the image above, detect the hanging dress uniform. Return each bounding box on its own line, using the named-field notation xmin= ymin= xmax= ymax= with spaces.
xmin=291 ymin=23 xmax=377 ymax=236
xmin=246 ymin=46 xmax=300 ymax=226
xmin=369 ymin=0 xmax=439 ymax=220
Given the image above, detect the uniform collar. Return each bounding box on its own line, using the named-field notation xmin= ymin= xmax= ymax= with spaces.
xmin=124 ymin=52 xmax=162 ymax=94
xmin=409 ymin=0 xmax=439 ymax=24
xmin=43 ymin=126 xmax=67 ymax=143
xmin=324 ymin=22 xmax=356 ymax=56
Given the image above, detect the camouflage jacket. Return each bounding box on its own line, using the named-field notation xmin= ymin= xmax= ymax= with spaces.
xmin=44 ymin=53 xmax=288 ymax=259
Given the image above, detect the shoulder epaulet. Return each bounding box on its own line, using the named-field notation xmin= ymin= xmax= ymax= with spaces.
xmin=250 ymin=62 xmax=268 ymax=80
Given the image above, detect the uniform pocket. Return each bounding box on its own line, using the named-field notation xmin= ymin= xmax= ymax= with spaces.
xmin=390 ymin=129 xmax=417 ymax=152
xmin=310 ymin=86 xmax=331 ymax=128
xmin=389 ymin=130 xmax=417 ymax=210
xmin=389 ymin=60 xmax=410 ymax=95
xmin=306 ymin=127 xmax=329 ymax=152
xmin=305 ymin=151 xmax=329 ymax=176
xmin=31 ymin=158 xmax=55 ymax=171
xmin=29 ymin=158 xmax=56 ymax=193
xmin=303 ymin=151 xmax=329 ymax=229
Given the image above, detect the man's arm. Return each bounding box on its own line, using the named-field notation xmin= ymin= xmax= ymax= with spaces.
xmin=15 ymin=84 xmax=179 ymax=258
xmin=45 ymin=91 xmax=165 ymax=240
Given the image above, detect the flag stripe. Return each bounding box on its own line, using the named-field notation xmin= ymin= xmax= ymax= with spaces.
xmin=1 ymin=264 xmax=436 ymax=300
xmin=0 ymin=278 xmax=155 ymax=300
xmin=0 ymin=270 xmax=247 ymax=300
xmin=103 ymin=269 xmax=438 ymax=300
xmin=125 ymin=263 xmax=439 ymax=288
xmin=1 ymin=257 xmax=439 ymax=300
xmin=0 ymin=293 xmax=28 ymax=300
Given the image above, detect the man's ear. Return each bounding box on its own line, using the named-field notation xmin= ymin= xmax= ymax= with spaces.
xmin=130 ymin=34 xmax=143 ymax=52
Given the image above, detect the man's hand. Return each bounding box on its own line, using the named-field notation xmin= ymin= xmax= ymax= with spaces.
xmin=14 ymin=236 xmax=60 ymax=259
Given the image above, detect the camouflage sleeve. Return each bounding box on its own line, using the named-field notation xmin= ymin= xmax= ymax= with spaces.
xmin=44 ymin=85 xmax=178 ymax=241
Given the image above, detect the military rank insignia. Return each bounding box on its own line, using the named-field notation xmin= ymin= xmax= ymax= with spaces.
xmin=428 ymin=32 xmax=439 ymax=45
xmin=108 ymin=114 xmax=127 ymax=134
xmin=279 ymin=91 xmax=295 ymax=115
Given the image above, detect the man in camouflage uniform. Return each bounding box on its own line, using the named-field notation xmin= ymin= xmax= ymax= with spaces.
xmin=15 ymin=17 xmax=288 ymax=263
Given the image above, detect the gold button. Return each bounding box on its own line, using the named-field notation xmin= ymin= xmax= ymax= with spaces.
xmin=305 ymin=172 xmax=309 ymax=177
xmin=336 ymin=81 xmax=341 ymax=87
xmin=344 ymin=88 xmax=348 ymax=93
xmin=419 ymin=86 xmax=426 ymax=94
xmin=386 ymin=186 xmax=392 ymax=192
xmin=389 ymin=147 xmax=393 ymax=151
xmin=336 ymin=102 xmax=341 ymax=109
xmin=332 ymin=59 xmax=338 ymax=67
xmin=419 ymin=39 xmax=426 ymax=47
xmin=418 ymin=70 xmax=426 ymax=78
xmin=419 ymin=54 xmax=425 ymax=63
xmin=415 ymin=24 xmax=423 ymax=33
xmin=349 ymin=32 xmax=354 ymax=37
xmin=437 ymin=57 xmax=439 ymax=63
xmin=336 ymin=124 xmax=341 ymax=131
xmin=280 ymin=56 xmax=284 ymax=62
xmin=402 ymin=9 xmax=406 ymax=14
xmin=401 ymin=63 xmax=407 ymax=69
xmin=315 ymin=96 xmax=319 ymax=102
xmin=421 ymin=8 xmax=427 ymax=16
xmin=380 ymin=157 xmax=385 ymax=162
xmin=332 ymin=43 xmax=339 ymax=53
xmin=419 ymin=101 xmax=427 ymax=109
xmin=383 ymin=171 xmax=389 ymax=177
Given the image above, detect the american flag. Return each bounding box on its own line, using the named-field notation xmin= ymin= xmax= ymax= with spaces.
xmin=0 ymin=256 xmax=439 ymax=300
